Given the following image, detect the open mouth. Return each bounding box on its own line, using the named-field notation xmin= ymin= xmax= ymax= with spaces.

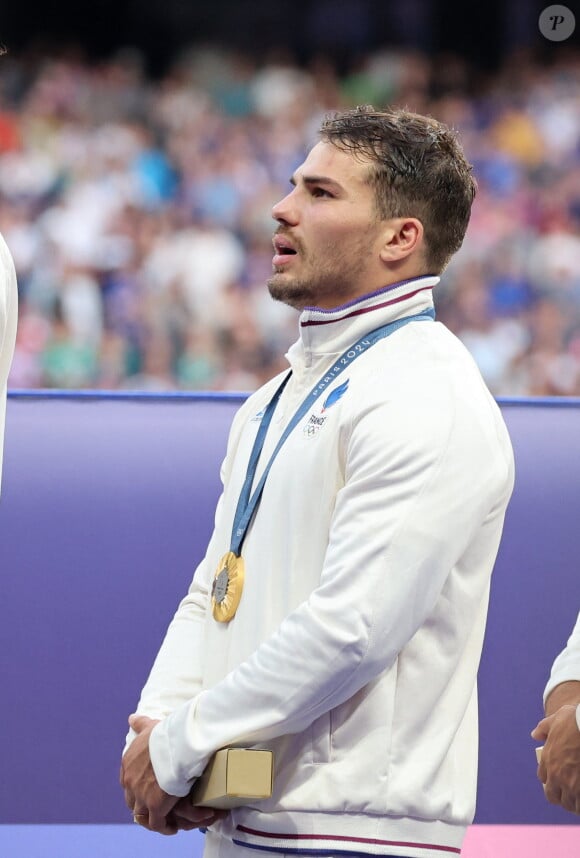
xmin=273 ymin=235 xmax=298 ymax=255
xmin=273 ymin=236 xmax=298 ymax=265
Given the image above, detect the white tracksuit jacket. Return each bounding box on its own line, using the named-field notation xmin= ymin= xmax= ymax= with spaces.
xmin=128 ymin=275 xmax=515 ymax=857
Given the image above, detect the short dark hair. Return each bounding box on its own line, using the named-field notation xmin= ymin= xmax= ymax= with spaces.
xmin=319 ymin=105 xmax=477 ymax=273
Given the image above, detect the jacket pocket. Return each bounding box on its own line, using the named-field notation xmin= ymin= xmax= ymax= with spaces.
xmin=327 ymin=665 xmax=398 ymax=782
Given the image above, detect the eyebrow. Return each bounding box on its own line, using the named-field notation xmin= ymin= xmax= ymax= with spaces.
xmin=289 ymin=174 xmax=344 ymax=194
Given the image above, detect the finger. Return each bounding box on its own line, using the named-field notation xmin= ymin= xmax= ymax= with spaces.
xmin=560 ymin=791 xmax=577 ymax=814
xmin=133 ymin=810 xmax=150 ymax=828
xmin=544 ymin=781 xmax=563 ymax=807
xmin=128 ymin=714 xmax=155 ymax=733
xmin=178 ymin=810 xmax=220 ymax=825
xmin=167 ymin=813 xmax=203 ymax=831
xmin=531 ymin=717 xmax=551 ymax=740
xmin=124 ymin=787 xmax=136 ymax=812
xmin=147 ymin=808 xmax=178 ymax=836
xmin=193 ymin=808 xmax=228 ymax=823
xmin=172 ymin=802 xmax=221 ymax=824
xmin=120 ymin=757 xmax=136 ymax=811
xmin=531 ymin=727 xmax=547 ymax=740
xmin=170 ymin=809 xmax=225 ymax=830
xmin=120 ymin=758 xmax=132 ymax=790
xmin=537 ymin=760 xmax=547 ymax=784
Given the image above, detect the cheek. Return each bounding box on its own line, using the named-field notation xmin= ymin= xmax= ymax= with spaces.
xmin=304 ymin=207 xmax=378 ymax=257
xmin=318 ymin=228 xmax=370 ymax=259
xmin=309 ymin=221 xmax=361 ymax=250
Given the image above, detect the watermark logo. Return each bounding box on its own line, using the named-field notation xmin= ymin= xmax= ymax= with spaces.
xmin=539 ymin=5 xmax=576 ymax=41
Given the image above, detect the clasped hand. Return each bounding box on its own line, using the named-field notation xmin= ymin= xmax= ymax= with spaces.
xmin=120 ymin=714 xmax=227 ymax=834
xmin=532 ymin=704 xmax=580 ymax=815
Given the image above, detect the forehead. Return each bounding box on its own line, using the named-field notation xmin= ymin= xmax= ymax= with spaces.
xmin=296 ymin=141 xmax=372 ymax=188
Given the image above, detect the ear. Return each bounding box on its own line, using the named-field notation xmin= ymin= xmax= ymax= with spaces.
xmin=379 ymin=217 xmax=423 ymax=263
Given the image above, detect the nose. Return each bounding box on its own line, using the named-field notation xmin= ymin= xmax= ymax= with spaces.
xmin=272 ymin=188 xmax=299 ymax=227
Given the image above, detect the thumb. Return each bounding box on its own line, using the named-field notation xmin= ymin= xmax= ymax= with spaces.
xmin=128 ymin=713 xmax=158 ymax=733
xmin=531 ymin=715 xmax=551 ymax=741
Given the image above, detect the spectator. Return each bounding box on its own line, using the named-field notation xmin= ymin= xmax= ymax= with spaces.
xmin=0 ymin=45 xmax=578 ymax=397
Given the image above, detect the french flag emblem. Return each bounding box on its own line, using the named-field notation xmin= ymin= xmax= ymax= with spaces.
xmin=322 ymin=379 xmax=349 ymax=412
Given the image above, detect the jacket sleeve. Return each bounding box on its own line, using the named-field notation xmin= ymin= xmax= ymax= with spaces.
xmin=149 ymin=381 xmax=514 ymax=795
xmin=544 ymin=612 xmax=580 ymax=704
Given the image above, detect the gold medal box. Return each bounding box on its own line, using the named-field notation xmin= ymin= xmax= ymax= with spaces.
xmin=190 ymin=748 xmax=274 ymax=809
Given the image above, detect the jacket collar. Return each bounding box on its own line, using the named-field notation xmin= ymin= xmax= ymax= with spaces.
xmin=286 ymin=275 xmax=439 ymax=367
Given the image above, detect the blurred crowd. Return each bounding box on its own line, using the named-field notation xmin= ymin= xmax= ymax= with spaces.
xmin=0 ymin=43 xmax=579 ymax=395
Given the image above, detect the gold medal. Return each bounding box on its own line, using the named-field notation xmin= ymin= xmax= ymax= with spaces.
xmin=212 ymin=551 xmax=245 ymax=622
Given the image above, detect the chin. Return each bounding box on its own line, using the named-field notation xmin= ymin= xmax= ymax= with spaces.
xmin=267 ymin=277 xmax=311 ymax=311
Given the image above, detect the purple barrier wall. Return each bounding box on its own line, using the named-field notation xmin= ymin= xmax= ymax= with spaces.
xmin=0 ymin=393 xmax=579 ymax=826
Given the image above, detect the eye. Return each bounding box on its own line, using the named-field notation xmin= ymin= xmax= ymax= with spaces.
xmin=311 ymin=187 xmax=333 ymax=198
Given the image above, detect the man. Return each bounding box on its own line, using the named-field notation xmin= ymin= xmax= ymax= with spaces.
xmin=0 ymin=232 xmax=17 ymax=488
xmin=121 ymin=106 xmax=515 ymax=858
xmin=532 ymin=613 xmax=580 ymax=814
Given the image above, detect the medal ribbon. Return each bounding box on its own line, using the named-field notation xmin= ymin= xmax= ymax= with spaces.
xmin=230 ymin=308 xmax=435 ymax=556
